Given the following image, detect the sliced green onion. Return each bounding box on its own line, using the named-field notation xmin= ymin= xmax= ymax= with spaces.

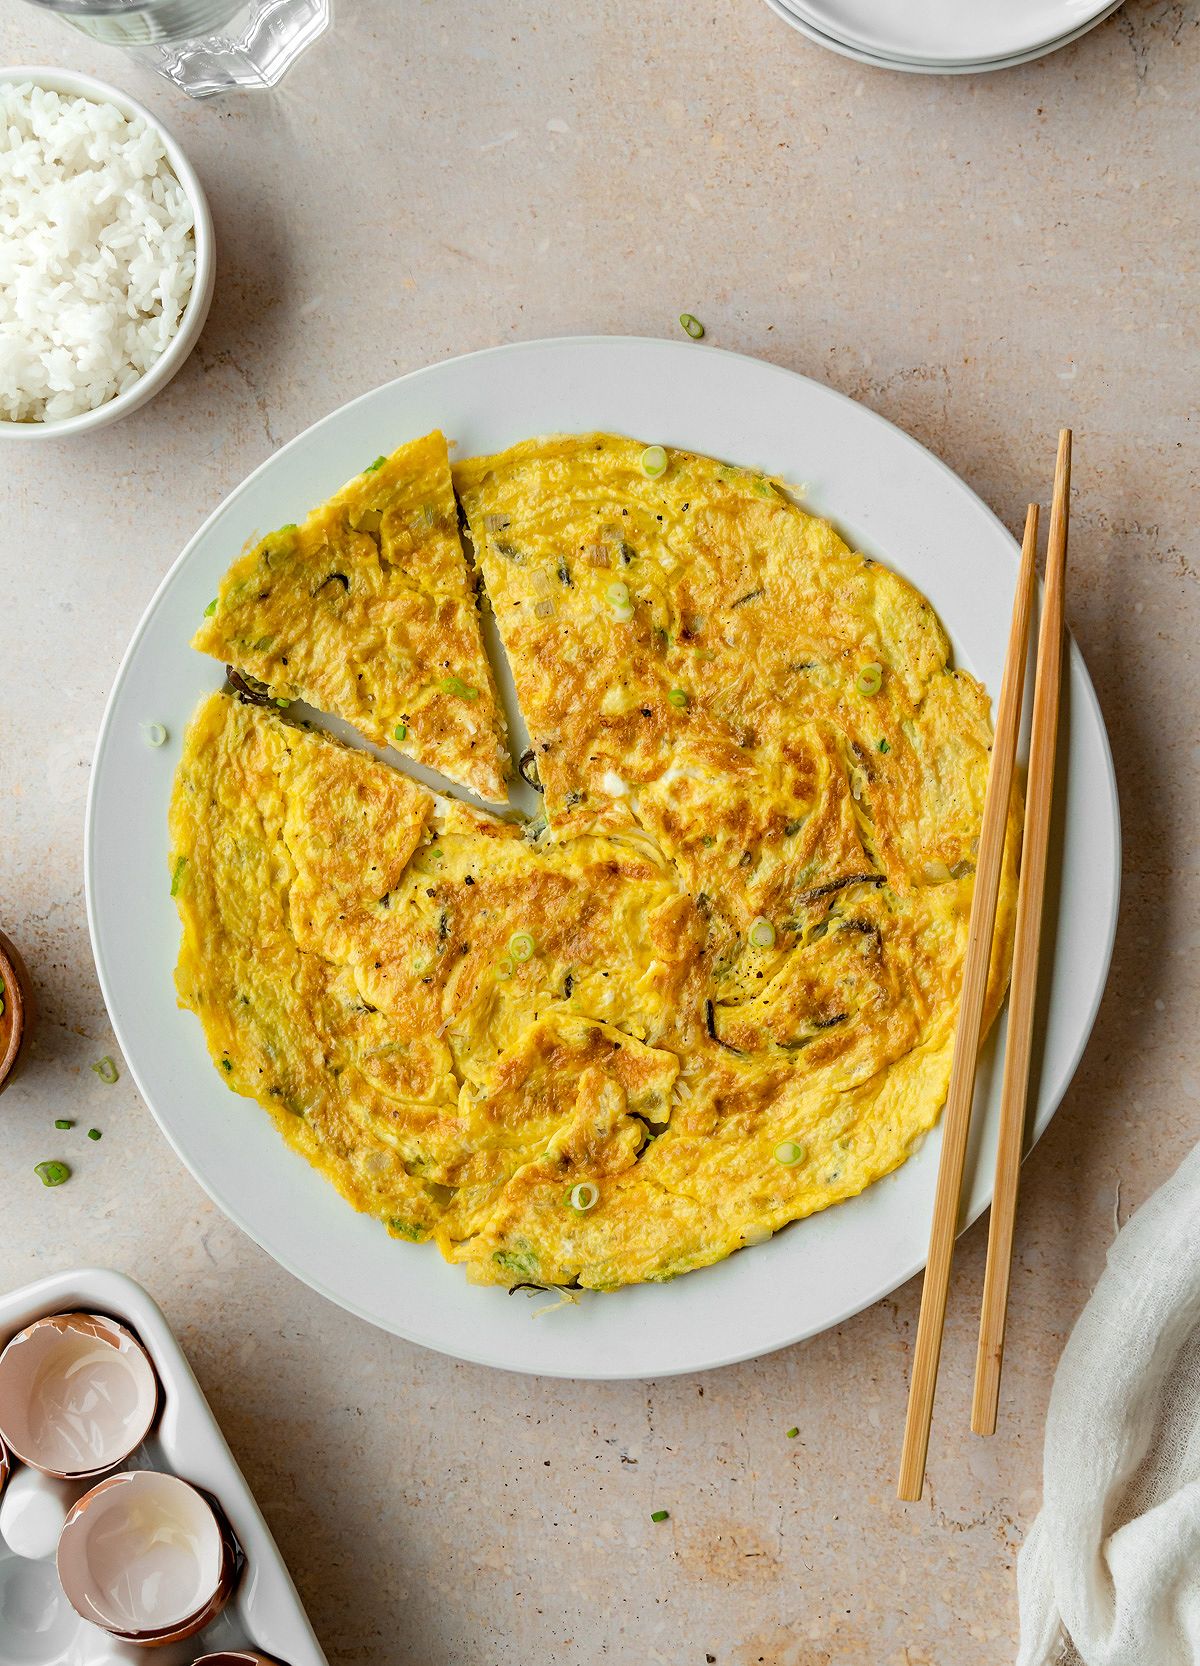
xmin=35 ymin=1161 xmax=70 ymax=1187
xmin=54 ymin=1119 xmax=73 ymax=1130
xmin=274 ymin=697 xmax=290 ymax=708
xmin=87 ymin=1128 xmax=101 ymax=1141
xmin=667 ymin=688 xmax=689 ymax=709
xmin=394 ymin=722 xmax=408 ymax=742
xmin=650 ymin=1509 xmax=670 ymax=1522
xmin=494 ymin=957 xmax=514 ymax=981
xmin=203 ymin=598 xmax=217 ymax=617
xmin=170 ymin=855 xmax=187 ymax=897
xmin=92 ymin=1056 xmax=119 ymax=1085
xmin=786 ymin=1427 xmax=800 ymax=1439
xmin=878 ymin=737 xmax=890 ymax=752
xmin=364 ymin=455 xmax=386 ymax=472
xmin=509 ymin=930 xmax=536 ymax=963
xmin=640 ymin=445 xmax=668 ymax=479
xmin=220 ymin=1057 xmax=233 ymax=1073
xmin=749 ymin=916 xmax=776 ymax=949
xmin=774 ymin=1139 xmax=806 ymax=1166
xmin=142 ymin=722 xmax=168 ymax=748
xmin=279 ymin=523 xmax=299 ymax=532
xmin=566 ymin=1181 xmax=599 ymax=1212
xmin=412 ymin=954 xmax=429 ymax=974
xmin=440 ymin=676 xmax=479 ymax=700
xmin=856 ymin=662 xmax=883 ymax=696
xmin=679 ymin=313 xmax=705 ymax=340
xmin=606 ymin=581 xmax=631 ymax=608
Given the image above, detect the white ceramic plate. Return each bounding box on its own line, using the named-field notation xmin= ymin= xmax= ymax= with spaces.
xmin=0 ymin=1268 xmax=326 ymax=1666
xmin=764 ymin=0 xmax=1124 ymax=71
xmin=85 ymin=337 xmax=1120 ymax=1380
xmin=779 ymin=0 xmax=1117 ymax=65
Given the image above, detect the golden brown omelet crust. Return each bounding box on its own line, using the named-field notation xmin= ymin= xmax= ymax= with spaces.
xmin=192 ymin=430 xmax=510 ymax=802
xmin=173 ymin=433 xmax=1021 ymax=1294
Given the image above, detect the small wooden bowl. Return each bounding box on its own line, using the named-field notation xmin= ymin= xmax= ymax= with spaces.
xmin=0 ymin=929 xmax=33 ymax=1094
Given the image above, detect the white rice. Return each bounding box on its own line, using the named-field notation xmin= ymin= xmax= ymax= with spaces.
xmin=0 ymin=81 xmax=197 ymax=424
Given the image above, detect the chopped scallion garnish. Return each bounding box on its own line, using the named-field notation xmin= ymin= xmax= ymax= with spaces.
xmin=878 ymin=737 xmax=890 ymax=752
xmin=640 ymin=445 xmax=668 ymax=480
xmin=774 ymin=1139 xmax=806 ymax=1166
xmin=650 ymin=1509 xmax=670 ymax=1522
xmin=364 ymin=456 xmax=386 ymax=472
xmin=749 ymin=916 xmax=776 ymax=949
xmin=667 ymin=688 xmax=689 ymax=709
xmin=204 ymin=598 xmax=217 ymax=617
xmin=509 ymin=930 xmax=536 ymax=963
xmin=87 ymin=1128 xmax=101 ymax=1141
xmin=494 ymin=957 xmax=514 ymax=981
xmin=54 ymin=1119 xmax=73 ymax=1130
xmin=679 ymin=314 xmax=705 ymax=339
xmin=856 ymin=663 xmax=883 ymax=696
xmin=566 ymin=1181 xmax=599 ymax=1212
xmin=143 ymin=722 xmax=167 ymax=747
xmin=35 ymin=1161 xmax=69 ymax=1188
xmin=786 ymin=1427 xmax=799 ymax=1439
xmin=440 ymin=676 xmax=479 ymax=700
xmin=92 ymin=1056 xmax=119 ymax=1085
xmin=394 ymin=722 xmax=408 ymax=742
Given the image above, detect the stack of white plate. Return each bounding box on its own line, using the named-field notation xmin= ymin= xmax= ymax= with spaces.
xmin=764 ymin=0 xmax=1124 ymax=72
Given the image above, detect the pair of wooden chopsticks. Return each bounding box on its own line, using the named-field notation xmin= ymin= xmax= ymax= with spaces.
xmin=897 ymin=430 xmax=1071 ymax=1502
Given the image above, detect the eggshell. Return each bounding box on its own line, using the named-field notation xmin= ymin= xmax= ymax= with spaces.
xmin=57 ymin=1470 xmax=237 ymax=1644
xmin=0 ymin=1312 xmax=159 ymax=1479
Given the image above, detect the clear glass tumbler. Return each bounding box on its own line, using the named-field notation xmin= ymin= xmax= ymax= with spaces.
xmin=19 ymin=0 xmax=331 ymax=99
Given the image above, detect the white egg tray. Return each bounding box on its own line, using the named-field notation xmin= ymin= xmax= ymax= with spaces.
xmin=0 ymin=1267 xmax=327 ymax=1666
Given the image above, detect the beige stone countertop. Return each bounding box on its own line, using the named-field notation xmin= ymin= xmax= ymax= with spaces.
xmin=1 ymin=2 xmax=1197 ymax=1661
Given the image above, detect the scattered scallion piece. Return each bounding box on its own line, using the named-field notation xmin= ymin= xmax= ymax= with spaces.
xmin=274 ymin=697 xmax=290 ymax=708
xmin=87 ymin=1128 xmax=101 ymax=1141
xmin=749 ymin=916 xmax=776 ymax=950
xmin=440 ymin=676 xmax=479 ymax=700
xmin=786 ymin=1427 xmax=800 ymax=1439
xmin=566 ymin=1181 xmax=599 ymax=1212
xmin=640 ymin=445 xmax=668 ymax=480
xmin=774 ymin=1139 xmax=806 ymax=1166
xmin=280 ymin=523 xmax=298 ymax=532
xmin=170 ymin=855 xmax=187 ymax=897
xmin=92 ymin=1056 xmax=119 ymax=1085
xmin=394 ymin=722 xmax=408 ymax=742
xmin=364 ymin=456 xmax=386 ymax=473
xmin=667 ymin=688 xmax=689 ymax=709
xmin=143 ymin=722 xmax=168 ymax=748
xmin=508 ymin=930 xmax=536 ymax=963
xmin=856 ymin=662 xmax=883 ymax=696
xmin=220 ymin=1057 xmax=233 ymax=1073
xmin=204 ymin=598 xmax=218 ymax=617
xmin=679 ymin=313 xmax=705 ymax=340
xmin=35 ymin=1161 xmax=69 ymax=1188
xmin=494 ymin=957 xmax=514 ymax=981
xmin=878 ymin=737 xmax=890 ymax=752
xmin=54 ymin=1119 xmax=73 ymax=1130
xmin=650 ymin=1509 xmax=670 ymax=1523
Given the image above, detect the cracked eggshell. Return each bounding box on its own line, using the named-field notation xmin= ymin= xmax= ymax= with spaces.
xmin=0 ymin=1312 xmax=160 ymax=1479
xmin=57 ymin=1470 xmax=237 ymax=1644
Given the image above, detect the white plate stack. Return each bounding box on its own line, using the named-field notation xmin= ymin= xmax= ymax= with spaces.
xmin=763 ymin=0 xmax=1124 ymax=72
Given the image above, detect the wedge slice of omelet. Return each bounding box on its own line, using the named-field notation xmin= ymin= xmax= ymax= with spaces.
xmin=193 ymin=429 xmax=510 ymax=801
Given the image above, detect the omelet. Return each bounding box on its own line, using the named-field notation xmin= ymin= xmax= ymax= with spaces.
xmin=172 ymin=433 xmax=1021 ymax=1295
xmin=192 ymin=430 xmax=510 ymax=802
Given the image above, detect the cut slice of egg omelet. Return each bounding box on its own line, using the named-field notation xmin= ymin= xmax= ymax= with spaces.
xmin=193 ymin=429 xmax=510 ymax=801
xmin=172 ymin=434 xmax=1021 ymax=1295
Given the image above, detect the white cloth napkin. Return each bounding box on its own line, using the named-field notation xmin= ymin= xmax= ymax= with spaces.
xmin=1017 ymin=1141 xmax=1200 ymax=1666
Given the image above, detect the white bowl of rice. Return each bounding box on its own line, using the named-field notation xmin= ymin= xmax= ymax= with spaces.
xmin=0 ymin=67 xmax=215 ymax=438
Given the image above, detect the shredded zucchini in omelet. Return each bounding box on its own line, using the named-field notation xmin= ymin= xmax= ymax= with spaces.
xmin=171 ymin=433 xmax=1020 ymax=1295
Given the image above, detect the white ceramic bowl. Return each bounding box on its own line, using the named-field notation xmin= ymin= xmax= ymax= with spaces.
xmin=0 ymin=66 xmax=215 ymax=441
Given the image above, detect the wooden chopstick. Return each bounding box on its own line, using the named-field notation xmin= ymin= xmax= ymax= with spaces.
xmin=972 ymin=430 xmax=1072 ymax=1435
xmin=896 ymin=499 xmax=1040 ymax=1502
